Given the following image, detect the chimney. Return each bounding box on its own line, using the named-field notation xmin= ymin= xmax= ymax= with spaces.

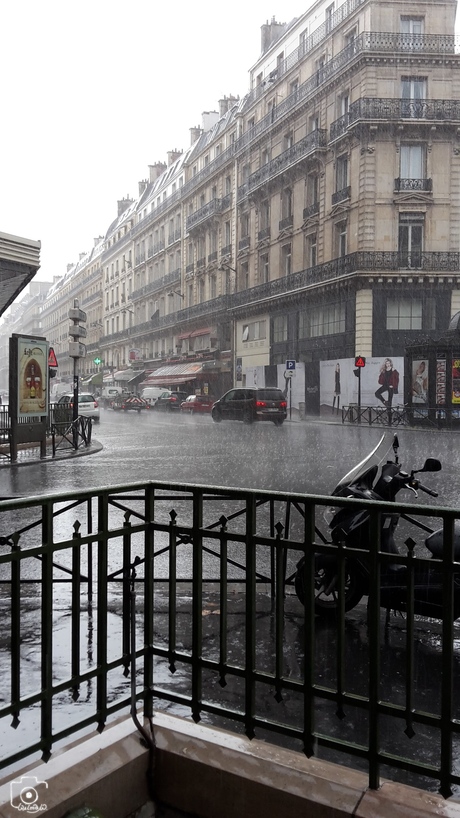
xmin=261 ymin=17 xmax=286 ymax=54
xmin=190 ymin=125 xmax=203 ymax=145
xmin=117 ymin=197 xmax=132 ymax=217
xmin=79 ymin=253 xmax=86 ymax=261
xmin=219 ymin=95 xmax=239 ymax=118
xmin=167 ymin=149 xmax=183 ymax=166
xmin=202 ymin=111 xmax=219 ymax=132
xmin=138 ymin=179 xmax=148 ymax=195
xmin=94 ymin=236 xmax=104 ymax=247
xmin=148 ymin=162 xmax=167 ymax=183
xmin=66 ymin=264 xmax=73 ymax=273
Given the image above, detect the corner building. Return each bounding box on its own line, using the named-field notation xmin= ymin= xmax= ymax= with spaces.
xmin=42 ymin=0 xmax=460 ymax=406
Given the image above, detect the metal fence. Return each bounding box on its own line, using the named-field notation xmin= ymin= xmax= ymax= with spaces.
xmin=0 ymin=405 xmax=92 ymax=461
xmin=0 ymin=481 xmax=459 ymax=797
xmin=342 ymin=405 xmax=460 ymax=429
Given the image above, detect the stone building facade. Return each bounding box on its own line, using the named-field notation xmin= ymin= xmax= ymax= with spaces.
xmin=38 ymin=0 xmax=460 ymax=406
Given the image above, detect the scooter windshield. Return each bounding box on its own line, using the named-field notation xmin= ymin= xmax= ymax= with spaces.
xmin=332 ymin=434 xmax=393 ymax=493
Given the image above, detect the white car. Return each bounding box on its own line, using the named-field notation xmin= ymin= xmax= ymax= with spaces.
xmin=57 ymin=393 xmax=100 ymax=421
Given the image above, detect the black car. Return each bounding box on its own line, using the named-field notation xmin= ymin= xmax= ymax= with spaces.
xmin=211 ymin=387 xmax=287 ymax=425
xmin=155 ymin=391 xmax=188 ymax=411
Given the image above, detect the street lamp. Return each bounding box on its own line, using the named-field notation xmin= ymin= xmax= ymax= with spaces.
xmin=168 ymin=290 xmax=185 ymax=299
xmin=218 ymin=262 xmax=237 ymax=274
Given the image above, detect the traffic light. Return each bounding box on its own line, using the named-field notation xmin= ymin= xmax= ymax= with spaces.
xmin=354 ymin=355 xmax=365 ymax=377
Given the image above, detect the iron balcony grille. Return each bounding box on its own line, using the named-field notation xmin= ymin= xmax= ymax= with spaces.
xmin=331 ymin=99 xmax=460 ymax=140
xmin=237 ymin=131 xmax=327 ymax=202
xmin=0 ymin=480 xmax=459 ymax=798
xmin=395 ymin=177 xmax=433 ymax=192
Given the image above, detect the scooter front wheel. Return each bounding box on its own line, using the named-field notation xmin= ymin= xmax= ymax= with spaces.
xmin=295 ymin=555 xmax=364 ymax=615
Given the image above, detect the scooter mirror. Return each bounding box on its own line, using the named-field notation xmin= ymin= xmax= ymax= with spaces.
xmin=421 ymin=458 xmax=442 ymax=473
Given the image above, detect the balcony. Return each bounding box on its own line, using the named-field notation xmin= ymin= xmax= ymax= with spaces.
xmin=239 ymin=236 xmax=251 ymax=251
xmin=394 ymin=177 xmax=433 ymax=193
xmin=303 ymin=202 xmax=320 ymax=221
xmin=257 ymin=227 xmax=270 ymax=242
xmin=332 ymin=186 xmax=351 ymax=206
xmin=331 ymin=98 xmax=460 ymax=140
xmin=237 ymin=131 xmax=327 ymax=201
xmin=186 ymin=195 xmax=232 ymax=232
xmin=279 ymin=215 xmax=294 ymax=232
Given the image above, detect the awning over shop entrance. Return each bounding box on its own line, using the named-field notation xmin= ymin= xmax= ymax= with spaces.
xmin=141 ymin=362 xmax=204 ymax=387
xmin=113 ymin=369 xmax=146 ymax=383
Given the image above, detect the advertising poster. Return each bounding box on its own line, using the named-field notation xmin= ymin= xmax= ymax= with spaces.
xmin=452 ymin=357 xmax=460 ymax=405
xmin=18 ymin=337 xmax=48 ymax=418
xmin=436 ymin=356 xmax=446 ymax=406
xmin=320 ymin=357 xmax=404 ymax=412
xmin=411 ymin=359 xmax=429 ymax=405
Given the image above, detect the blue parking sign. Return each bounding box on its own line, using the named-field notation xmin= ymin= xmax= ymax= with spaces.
xmin=286 ymin=360 xmax=296 ymax=370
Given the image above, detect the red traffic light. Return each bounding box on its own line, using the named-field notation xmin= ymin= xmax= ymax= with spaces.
xmin=355 ymin=356 xmax=366 ymax=368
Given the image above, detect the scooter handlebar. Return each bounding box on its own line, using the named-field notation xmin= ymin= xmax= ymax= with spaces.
xmin=418 ymin=483 xmax=438 ymax=498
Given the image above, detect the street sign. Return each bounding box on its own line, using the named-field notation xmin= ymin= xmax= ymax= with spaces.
xmin=355 ymin=356 xmax=366 ymax=368
xmin=94 ymin=357 xmax=102 ymax=365
xmin=286 ymin=360 xmax=296 ymax=370
xmin=68 ymin=307 xmax=87 ymax=323
xmin=69 ymin=342 xmax=86 ymax=358
xmin=48 ymin=347 xmax=58 ymax=368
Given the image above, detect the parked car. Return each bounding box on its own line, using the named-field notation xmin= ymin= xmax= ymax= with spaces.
xmin=155 ymin=390 xmax=188 ymax=411
xmin=111 ymin=394 xmax=150 ymax=413
xmin=56 ymin=393 xmax=100 ymax=421
xmin=211 ymin=387 xmax=287 ymax=426
xmin=180 ymin=394 xmax=215 ymax=414
xmin=141 ymin=386 xmax=169 ymax=406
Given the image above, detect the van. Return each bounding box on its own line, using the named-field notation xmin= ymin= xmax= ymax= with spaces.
xmin=141 ymin=386 xmax=169 ymax=406
xmin=102 ymin=386 xmax=123 ymax=399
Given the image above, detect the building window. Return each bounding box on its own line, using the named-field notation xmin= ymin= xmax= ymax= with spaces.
xmin=386 ymin=298 xmax=422 ymax=330
xmin=299 ymin=303 xmax=345 ymax=338
xmin=309 ymin=114 xmax=319 ymax=132
xmin=240 ymin=212 xmax=250 ymax=237
xmin=400 ymin=144 xmax=425 ymax=181
xmin=240 ymin=262 xmax=249 ymax=290
xmin=242 ymin=320 xmax=266 ymax=342
xmin=260 ymin=200 xmax=270 ymax=230
xmin=273 ymin=315 xmax=288 ymax=343
xmin=281 ymin=243 xmax=292 ymax=276
xmin=326 ymin=3 xmax=334 ymax=32
xmin=336 ymin=155 xmax=348 ymax=191
xmin=398 ymin=212 xmax=424 ymax=268
xmin=336 ymin=221 xmax=347 ymax=257
xmin=261 ymin=148 xmax=270 ymax=165
xmin=401 ymin=16 xmax=424 ymax=34
xmin=401 ymin=76 xmax=426 ymax=116
xmin=307 ymin=174 xmax=319 ymax=205
xmin=260 ymin=253 xmax=269 ymax=283
xmin=307 ymin=234 xmax=317 ymax=267
xmin=282 ymin=187 xmax=292 ymax=220
xmin=210 ymin=275 xmax=217 ymax=299
xmin=284 ymin=131 xmax=294 ymax=150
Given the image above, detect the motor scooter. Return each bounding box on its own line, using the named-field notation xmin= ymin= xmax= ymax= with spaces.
xmin=294 ymin=434 xmax=460 ymax=619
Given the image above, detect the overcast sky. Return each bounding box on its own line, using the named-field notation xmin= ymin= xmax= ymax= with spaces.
xmin=0 ymin=0 xmax=311 ymax=283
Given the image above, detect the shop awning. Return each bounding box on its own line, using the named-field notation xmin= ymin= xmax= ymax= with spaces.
xmin=190 ymin=327 xmax=212 ymax=337
xmin=113 ymin=369 xmax=146 ymax=383
xmin=141 ymin=362 xmax=204 ymax=386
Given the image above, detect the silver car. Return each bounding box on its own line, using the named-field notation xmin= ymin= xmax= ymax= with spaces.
xmin=57 ymin=392 xmax=100 ymax=421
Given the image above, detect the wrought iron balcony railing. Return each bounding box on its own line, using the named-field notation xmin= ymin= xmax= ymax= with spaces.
xmin=331 ymin=98 xmax=460 ymax=140
xmin=395 ymin=177 xmax=433 ymax=193
xmin=186 ymin=195 xmax=232 ymax=232
xmin=1 ymin=480 xmax=460 ymax=797
xmin=332 ymin=186 xmax=351 ymax=206
xmin=237 ymin=131 xmax=327 ymax=202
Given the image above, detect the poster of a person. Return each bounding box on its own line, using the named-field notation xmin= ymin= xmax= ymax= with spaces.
xmin=332 ymin=363 xmax=341 ymax=414
xmin=412 ymin=359 xmax=428 ymax=404
xmin=375 ymin=358 xmax=399 ymax=408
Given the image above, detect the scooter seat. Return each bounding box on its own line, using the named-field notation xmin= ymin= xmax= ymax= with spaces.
xmin=426 ymin=520 xmax=460 ymax=560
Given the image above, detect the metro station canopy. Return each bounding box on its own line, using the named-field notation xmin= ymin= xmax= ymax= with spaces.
xmin=0 ymin=231 xmax=41 ymax=317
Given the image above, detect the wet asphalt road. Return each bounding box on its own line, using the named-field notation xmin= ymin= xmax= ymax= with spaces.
xmin=1 ymin=408 xmax=460 ymax=507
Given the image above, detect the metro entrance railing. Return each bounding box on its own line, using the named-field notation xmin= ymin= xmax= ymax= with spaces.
xmin=0 ymin=481 xmax=459 ymax=798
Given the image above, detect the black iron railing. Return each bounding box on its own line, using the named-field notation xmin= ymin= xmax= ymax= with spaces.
xmin=0 ymin=480 xmax=460 ymax=798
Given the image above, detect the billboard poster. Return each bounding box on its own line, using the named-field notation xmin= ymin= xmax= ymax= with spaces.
xmin=411 ymin=359 xmax=429 ymax=405
xmin=436 ymin=356 xmax=446 ymax=406
xmin=18 ymin=337 xmax=48 ymax=417
xmin=320 ymin=357 xmax=404 ymax=412
xmin=452 ymin=357 xmax=460 ymax=405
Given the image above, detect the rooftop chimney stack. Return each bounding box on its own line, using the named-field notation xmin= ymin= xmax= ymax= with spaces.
xmin=167 ymin=149 xmax=183 ymax=166
xmin=190 ymin=126 xmax=203 ymax=145
xmin=261 ymin=17 xmax=286 ymax=54
xmin=148 ymin=162 xmax=167 ymax=183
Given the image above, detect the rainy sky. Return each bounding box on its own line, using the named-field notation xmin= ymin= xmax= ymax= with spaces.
xmin=0 ymin=0 xmax=310 ymax=283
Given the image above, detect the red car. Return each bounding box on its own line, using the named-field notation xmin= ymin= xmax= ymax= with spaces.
xmin=180 ymin=394 xmax=215 ymax=414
